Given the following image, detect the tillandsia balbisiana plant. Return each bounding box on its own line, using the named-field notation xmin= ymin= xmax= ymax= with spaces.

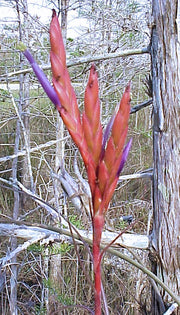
xmin=19 ymin=9 xmax=132 ymax=314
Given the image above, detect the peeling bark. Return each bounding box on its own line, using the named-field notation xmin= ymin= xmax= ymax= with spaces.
xmin=151 ymin=0 xmax=180 ymax=313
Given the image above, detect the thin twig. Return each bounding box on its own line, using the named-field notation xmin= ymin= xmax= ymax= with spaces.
xmin=68 ymin=220 xmax=94 ymax=290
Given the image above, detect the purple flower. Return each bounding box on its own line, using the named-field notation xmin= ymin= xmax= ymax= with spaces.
xmin=100 ymin=112 xmax=116 ymax=160
xmin=23 ymin=48 xmax=61 ymax=109
xmin=102 ymin=113 xmax=116 ymax=150
xmin=117 ymin=138 xmax=132 ymax=176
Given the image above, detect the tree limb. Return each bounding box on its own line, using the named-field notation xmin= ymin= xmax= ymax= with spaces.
xmin=0 ymin=47 xmax=149 ymax=80
xmin=0 ymin=137 xmax=69 ymax=163
xmin=130 ymin=99 xmax=152 ymax=114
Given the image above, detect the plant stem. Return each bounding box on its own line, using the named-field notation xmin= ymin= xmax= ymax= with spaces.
xmin=93 ymin=241 xmax=101 ymax=315
xmin=93 ymin=214 xmax=104 ymax=315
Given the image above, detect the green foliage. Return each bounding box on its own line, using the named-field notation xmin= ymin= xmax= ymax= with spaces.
xmin=70 ymin=47 xmax=85 ymax=58
xmin=0 ymin=89 xmax=10 ymax=102
xmin=67 ymin=37 xmax=74 ymax=43
xmin=128 ymin=0 xmax=141 ymax=13
xmin=69 ymin=214 xmax=84 ymax=229
xmin=27 ymin=243 xmax=45 ymax=253
xmin=28 ymin=242 xmax=73 ymax=256
xmin=49 ymin=242 xmax=73 ymax=256
xmin=43 ymin=278 xmax=73 ymax=305
xmin=35 ymin=305 xmax=47 ymax=315
xmin=115 ymin=219 xmax=126 ymax=230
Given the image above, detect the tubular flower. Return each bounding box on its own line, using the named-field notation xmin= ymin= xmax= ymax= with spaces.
xmin=19 ymin=45 xmax=61 ymax=109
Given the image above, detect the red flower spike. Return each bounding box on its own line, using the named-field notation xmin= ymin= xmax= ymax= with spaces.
xmin=115 ymin=126 xmax=128 ymax=158
xmin=82 ymin=113 xmax=94 ymax=151
xmin=87 ymin=160 xmax=97 ymax=195
xmin=117 ymin=138 xmax=132 ymax=176
xmin=52 ymin=78 xmax=71 ymax=112
xmin=84 ymin=64 xmax=99 ymax=122
xmin=50 ymin=52 xmax=64 ymax=82
xmin=50 ymin=10 xmax=90 ymax=167
xmin=114 ymin=82 xmax=130 ymax=119
xmin=93 ymin=127 xmax=103 ymax=165
xmin=50 ymin=9 xmax=66 ymax=67
xmin=83 ymin=65 xmax=103 ymax=171
xmin=111 ymin=113 xmax=125 ymax=146
xmin=24 ymin=11 xmax=132 ymax=314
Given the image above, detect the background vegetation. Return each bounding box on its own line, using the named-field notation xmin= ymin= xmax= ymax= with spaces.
xmin=0 ymin=0 xmax=154 ymax=314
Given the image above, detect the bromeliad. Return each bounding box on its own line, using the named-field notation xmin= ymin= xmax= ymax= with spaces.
xmin=20 ymin=9 xmax=132 ymax=314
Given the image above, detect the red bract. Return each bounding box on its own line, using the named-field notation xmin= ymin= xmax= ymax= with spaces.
xmin=50 ymin=12 xmax=131 ymax=314
xmin=24 ymin=10 xmax=131 ymax=315
xmin=50 ymin=9 xmax=89 ymax=166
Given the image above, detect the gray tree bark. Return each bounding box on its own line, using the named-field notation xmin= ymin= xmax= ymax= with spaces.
xmin=151 ymin=0 xmax=180 ymax=314
xmin=9 ymin=1 xmax=32 ymax=313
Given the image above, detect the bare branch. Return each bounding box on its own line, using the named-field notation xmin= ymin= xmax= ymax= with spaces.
xmin=130 ymin=99 xmax=152 ymax=114
xmin=163 ymin=303 xmax=178 ymax=315
xmin=1 ymin=234 xmax=47 ymax=267
xmin=51 ymin=171 xmax=82 ymax=212
xmin=0 ymin=221 xmax=149 ymax=251
xmin=119 ymin=170 xmax=153 ymax=182
xmin=0 ymin=178 xmax=60 ymax=220
xmin=1 ymin=222 xmax=179 ymax=307
xmin=0 ymin=137 xmax=69 ymax=163
xmin=0 ymin=47 xmax=149 ymax=81
xmin=73 ymin=151 xmax=91 ymax=198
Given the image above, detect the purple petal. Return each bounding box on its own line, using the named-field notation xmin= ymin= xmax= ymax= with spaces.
xmin=117 ymin=138 xmax=132 ymax=176
xmin=23 ymin=49 xmax=61 ymax=109
xmin=100 ymin=112 xmax=116 ymax=160
xmin=102 ymin=113 xmax=116 ymax=149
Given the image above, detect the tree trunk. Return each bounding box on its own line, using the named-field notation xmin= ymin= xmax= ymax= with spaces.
xmin=151 ymin=0 xmax=180 ymax=314
xmin=21 ymin=0 xmax=34 ymax=205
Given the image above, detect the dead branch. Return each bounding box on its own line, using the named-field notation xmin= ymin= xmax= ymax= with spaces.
xmin=0 ymin=137 xmax=69 ymax=163
xmin=0 ymin=221 xmax=149 ymax=255
xmin=0 ymin=47 xmax=149 ymax=81
xmin=1 ymin=221 xmax=179 ymax=307
xmin=130 ymin=99 xmax=152 ymax=114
